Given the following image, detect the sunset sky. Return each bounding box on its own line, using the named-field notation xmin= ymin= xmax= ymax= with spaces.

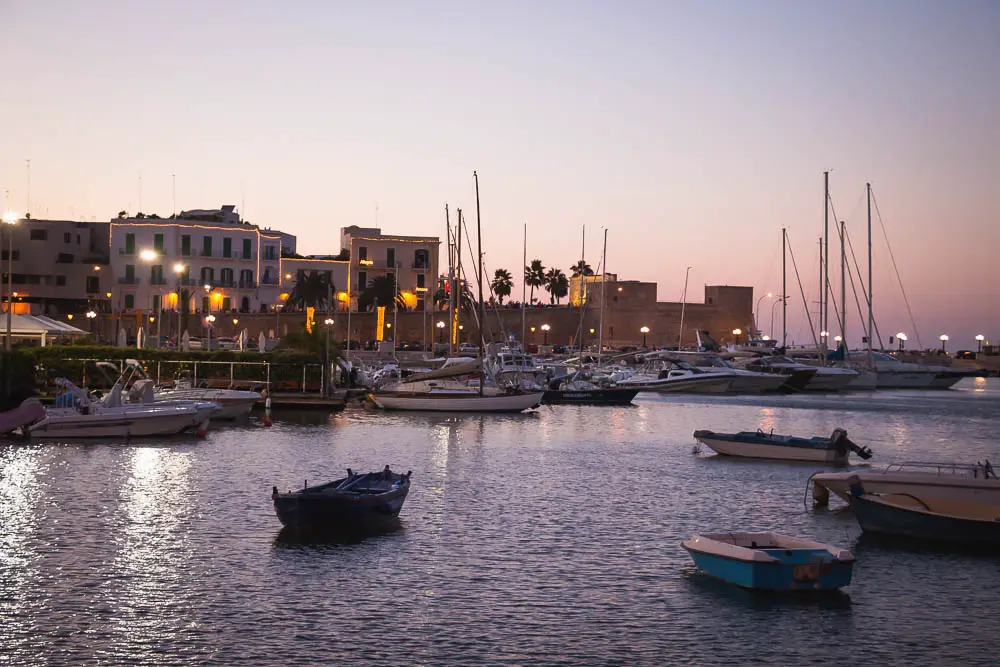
xmin=1 ymin=1 xmax=996 ymax=349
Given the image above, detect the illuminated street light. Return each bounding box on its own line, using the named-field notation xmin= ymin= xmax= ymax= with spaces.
xmin=541 ymin=323 xmax=551 ymax=345
xmin=939 ymin=334 xmax=949 ymax=352
xmin=640 ymin=325 xmax=650 ymax=348
xmin=976 ymin=334 xmax=985 ymax=353
xmin=139 ymin=249 xmax=158 ymax=262
xmin=896 ymin=332 xmax=908 ymax=352
xmin=436 ymin=320 xmax=445 ymax=343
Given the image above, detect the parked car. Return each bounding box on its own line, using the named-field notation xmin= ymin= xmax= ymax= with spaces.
xmin=458 ymin=344 xmax=479 ymax=356
xmin=340 ymin=339 xmax=362 ymax=350
xmin=955 ymin=350 xmax=976 ymax=360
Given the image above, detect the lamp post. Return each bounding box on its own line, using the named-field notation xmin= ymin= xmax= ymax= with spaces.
xmin=820 ymin=330 xmax=829 ymax=347
xmin=86 ymin=310 xmax=97 ymax=340
xmin=530 ymin=326 xmax=536 ymax=343
xmin=2 ymin=211 xmax=19 ymax=351
xmin=205 ymin=314 xmax=216 ymax=350
xmin=541 ymin=323 xmax=550 ymax=345
xmin=732 ymin=328 xmax=742 ymax=345
xmin=139 ymin=249 xmax=159 ymax=346
xmin=896 ymin=332 xmax=907 ymax=352
xmin=769 ymin=296 xmax=785 ymax=343
xmin=976 ymin=334 xmax=985 ymax=353
xmin=324 ymin=317 xmax=335 ymax=395
xmin=755 ymin=292 xmax=773 ymax=336
xmin=939 ymin=334 xmax=949 ymax=353
xmin=436 ymin=320 xmax=445 ymax=344
xmin=173 ymin=263 xmax=186 ymax=343
xmin=640 ymin=326 xmax=650 ymax=348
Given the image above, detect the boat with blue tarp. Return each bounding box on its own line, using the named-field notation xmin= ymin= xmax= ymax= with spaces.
xmin=693 ymin=427 xmax=872 ymax=464
xmin=682 ymin=532 xmax=855 ymax=591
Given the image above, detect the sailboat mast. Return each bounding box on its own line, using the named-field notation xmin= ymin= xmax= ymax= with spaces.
xmin=823 ymin=170 xmax=830 ymax=342
xmin=840 ymin=220 xmax=846 ymax=347
xmin=782 ymin=228 xmax=787 ymax=349
xmin=598 ymin=228 xmax=608 ymax=365
xmin=678 ymin=266 xmax=690 ymax=349
xmin=474 ymin=171 xmax=485 ymax=396
xmin=866 ymin=182 xmax=873 ymax=359
xmin=577 ymin=225 xmax=586 ymax=358
xmin=818 ymin=237 xmax=823 ymax=341
xmin=455 ymin=208 xmax=463 ymax=356
xmin=521 ymin=222 xmax=526 ymax=349
xmin=445 ymin=204 xmax=452 ymax=357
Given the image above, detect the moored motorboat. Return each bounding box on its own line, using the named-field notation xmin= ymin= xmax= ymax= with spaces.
xmin=845 ymin=476 xmax=1000 ymax=546
xmin=682 ymin=532 xmax=855 ymax=591
xmin=272 ymin=466 xmax=412 ymax=531
xmin=542 ymin=386 xmax=639 ymax=405
xmin=811 ymin=461 xmax=1000 ymax=506
xmin=694 ymin=427 xmax=872 ymax=464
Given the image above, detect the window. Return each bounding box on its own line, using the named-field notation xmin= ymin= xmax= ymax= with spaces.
xmin=417 ymin=273 xmax=425 ymax=289
xmin=56 ymin=275 xmax=66 ymax=286
xmin=86 ymin=276 xmax=99 ymax=293
xmin=1 ymin=250 xmax=20 ymax=261
xmin=151 ymin=265 xmax=164 ymax=285
xmin=220 ymin=268 xmax=234 ymax=286
xmin=242 ymin=238 xmax=252 ymax=259
xmin=152 ymin=295 xmax=161 ymax=311
xmin=386 ymin=248 xmax=395 ymax=268
xmin=222 ymin=297 xmax=232 ymax=311
xmin=414 ymin=249 xmax=429 ymax=268
xmin=125 ymin=294 xmax=135 ymax=310
xmin=240 ymin=269 xmax=253 ymax=287
xmin=202 ymin=236 xmax=212 ymax=257
xmin=202 ymin=296 xmax=210 ymax=313
xmin=223 ymin=237 xmax=232 ymax=258
xmin=154 ymin=233 xmax=164 ymax=253
xmin=76 ymin=234 xmax=81 ymax=245
xmin=241 ymin=296 xmax=250 ymax=312
xmin=357 ymin=271 xmax=367 ymax=289
xmin=30 ymin=229 xmax=48 ymax=241
xmin=56 ymin=253 xmax=74 ymax=263
xmin=263 ymin=245 xmax=277 ymax=261
xmin=125 ymin=264 xmax=135 ymax=281
xmin=200 ymin=267 xmax=214 ymax=284
xmin=181 ymin=235 xmax=191 ymax=256
xmin=124 ymin=233 xmax=135 ymax=253
xmin=358 ymin=246 xmax=368 ymax=261
xmin=63 ymin=232 xmax=72 ymax=243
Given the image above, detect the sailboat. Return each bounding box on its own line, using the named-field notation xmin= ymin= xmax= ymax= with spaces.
xmin=367 ymin=172 xmax=543 ymax=413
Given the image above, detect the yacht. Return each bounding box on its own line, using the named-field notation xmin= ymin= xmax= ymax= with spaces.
xmin=132 ymin=368 xmax=261 ymax=419
xmin=616 ymin=356 xmax=734 ymax=394
xmin=846 ymin=352 xmax=937 ymax=389
xmin=682 ymin=353 xmax=790 ymax=393
xmin=737 ymin=355 xmax=856 ymax=392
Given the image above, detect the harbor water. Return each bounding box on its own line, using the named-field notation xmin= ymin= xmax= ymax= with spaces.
xmin=2 ymin=378 xmax=998 ymax=665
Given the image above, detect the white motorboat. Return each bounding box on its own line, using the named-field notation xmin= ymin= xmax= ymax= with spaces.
xmin=684 ymin=354 xmax=790 ymax=393
xmin=694 ymin=427 xmax=872 ymax=464
xmin=25 ymin=378 xmax=220 ymax=439
xmin=367 ymin=359 xmax=543 ymax=413
xmin=847 ymin=352 xmax=937 ymax=389
xmin=811 ymin=461 xmax=1000 ymax=506
xmin=615 ymin=354 xmax=733 ymax=394
xmin=143 ymin=370 xmax=261 ymax=419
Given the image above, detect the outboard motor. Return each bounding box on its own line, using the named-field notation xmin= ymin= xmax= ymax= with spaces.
xmin=830 ymin=428 xmax=873 ymax=460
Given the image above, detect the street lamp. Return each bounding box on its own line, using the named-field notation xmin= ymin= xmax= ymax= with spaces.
xmin=540 ymin=323 xmax=550 ymax=345
xmin=205 ymin=314 xmax=216 ymax=350
xmin=939 ymin=334 xmax=949 ymax=352
xmin=755 ymin=292 xmax=773 ymax=335
xmin=436 ymin=320 xmax=445 ymax=343
xmin=640 ymin=325 xmax=650 ymax=348
xmin=896 ymin=332 xmax=907 ymax=352
xmin=86 ymin=310 xmax=97 ymax=340
xmin=324 ymin=317 xmax=335 ymax=395
xmin=139 ymin=249 xmax=160 ymax=345
xmin=2 ymin=211 xmax=19 ymax=351
xmin=732 ymin=328 xmax=742 ymax=344
xmin=976 ymin=334 xmax=985 ymax=353
xmin=769 ymin=295 xmax=785 ymax=343
xmin=173 ymin=263 xmax=186 ymax=342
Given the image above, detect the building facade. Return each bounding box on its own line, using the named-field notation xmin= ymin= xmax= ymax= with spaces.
xmin=0 ymin=216 xmax=111 ymax=315
xmin=341 ymin=226 xmax=439 ymax=312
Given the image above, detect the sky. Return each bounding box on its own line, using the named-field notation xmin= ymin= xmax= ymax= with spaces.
xmin=1 ymin=0 xmax=997 ymax=350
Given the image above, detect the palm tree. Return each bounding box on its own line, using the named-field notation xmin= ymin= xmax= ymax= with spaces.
xmin=358 ymin=274 xmax=405 ymax=312
xmin=491 ymin=268 xmax=513 ymax=305
xmin=287 ymin=272 xmax=333 ymax=312
xmin=545 ymin=268 xmax=569 ymax=305
xmin=524 ymin=259 xmax=546 ymax=304
xmin=570 ymin=260 xmax=594 ymax=278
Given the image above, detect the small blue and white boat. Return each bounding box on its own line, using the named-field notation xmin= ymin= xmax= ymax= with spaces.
xmin=693 ymin=427 xmax=872 ymax=464
xmin=682 ymin=531 xmax=855 ymax=591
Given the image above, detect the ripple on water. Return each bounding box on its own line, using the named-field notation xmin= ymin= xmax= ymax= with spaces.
xmin=1 ymin=378 xmax=999 ymax=665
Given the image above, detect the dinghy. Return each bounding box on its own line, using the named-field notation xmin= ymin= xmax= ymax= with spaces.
xmin=682 ymin=532 xmax=855 ymax=591
xmin=272 ymin=466 xmax=411 ymax=532
xmin=693 ymin=427 xmax=872 ymax=464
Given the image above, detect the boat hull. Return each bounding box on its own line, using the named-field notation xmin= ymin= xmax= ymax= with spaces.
xmin=368 ymin=391 xmax=543 ymax=412
xmin=684 ymin=547 xmax=855 ymax=591
xmin=625 ymin=376 xmax=733 ymax=394
xmin=694 ymin=433 xmax=847 ymax=464
xmin=875 ymin=370 xmax=936 ymax=389
xmin=813 ymin=471 xmax=1000 ymax=505
xmin=27 ymin=404 xmax=217 ymax=439
xmin=849 ymin=494 xmax=1000 ymax=545
xmin=726 ymin=374 xmax=790 ymax=394
xmin=803 ymin=371 xmax=857 ymax=392
xmin=541 ymin=388 xmax=639 ymax=405
xmin=273 ymin=487 xmax=409 ymax=531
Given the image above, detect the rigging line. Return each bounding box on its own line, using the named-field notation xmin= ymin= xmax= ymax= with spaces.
xmin=460 ymin=214 xmax=501 ymax=345
xmin=871 ymin=188 xmax=922 ymax=349
xmin=844 ymin=226 xmax=885 ymax=349
xmin=841 ymin=231 xmax=870 ymax=343
xmin=786 ymin=233 xmax=822 ymax=353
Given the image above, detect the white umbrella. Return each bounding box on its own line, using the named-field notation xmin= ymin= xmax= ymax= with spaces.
xmin=258 ymin=331 xmax=266 ymax=353
xmin=181 ymin=330 xmax=191 ymax=351
xmin=239 ymin=328 xmax=248 ymax=351
xmin=118 ymin=326 xmax=128 ymax=348
xmin=136 ymin=326 xmax=145 ymax=349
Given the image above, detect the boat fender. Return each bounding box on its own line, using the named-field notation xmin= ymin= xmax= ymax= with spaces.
xmin=809 ymin=473 xmax=830 ymax=506
xmin=846 ymin=474 xmax=864 ymax=497
xmin=272 ymin=486 xmax=278 ymax=497
xmin=347 ymin=468 xmax=353 ymax=477
xmin=406 ymin=470 xmax=412 ymax=478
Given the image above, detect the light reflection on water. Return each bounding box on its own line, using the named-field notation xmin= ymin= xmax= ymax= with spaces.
xmin=0 ymin=378 xmax=998 ymax=665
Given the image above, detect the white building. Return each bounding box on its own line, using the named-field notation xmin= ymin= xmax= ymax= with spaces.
xmin=109 ymin=206 xmax=290 ymax=328
xmin=340 ymin=226 xmax=439 ymax=312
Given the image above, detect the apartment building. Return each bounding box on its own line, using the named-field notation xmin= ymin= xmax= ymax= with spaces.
xmin=341 ymin=226 xmax=439 ymax=312
xmin=0 ymin=216 xmax=111 ymax=314
xmin=108 ymin=206 xmax=290 ymax=318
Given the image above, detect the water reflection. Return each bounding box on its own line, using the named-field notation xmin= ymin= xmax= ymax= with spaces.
xmin=105 ymin=446 xmax=194 ymax=660
xmin=273 ymin=518 xmax=404 ymax=549
xmin=682 ymin=570 xmax=854 ymax=610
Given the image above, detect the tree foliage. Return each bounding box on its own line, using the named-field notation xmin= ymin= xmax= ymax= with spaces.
xmin=544 ymin=268 xmax=569 ymax=304
xmin=358 ymin=274 xmax=405 ymax=312
xmin=570 ymin=260 xmax=594 ymax=277
xmin=524 ymin=259 xmax=546 ymax=304
xmin=288 ymin=272 xmax=333 ymax=312
xmin=491 ymin=268 xmax=513 ymax=304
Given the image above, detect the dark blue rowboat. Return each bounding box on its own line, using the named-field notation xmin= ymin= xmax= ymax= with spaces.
xmin=272 ymin=466 xmax=411 ymax=532
xmin=846 ymin=476 xmax=1000 ymax=546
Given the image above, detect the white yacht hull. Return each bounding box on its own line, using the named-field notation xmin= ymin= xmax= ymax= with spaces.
xmin=27 ymin=404 xmax=218 ymax=439
xmin=927 ymin=373 xmax=964 ymax=390
xmin=623 ymin=376 xmax=733 ymax=394
xmin=875 ymin=371 xmax=936 ymax=389
xmin=368 ymin=391 xmax=543 ymax=413
xmin=813 ymin=471 xmax=1000 ymax=505
xmin=154 ymin=389 xmax=260 ymax=419
xmin=803 ymin=370 xmax=858 ymax=392
xmin=727 ymin=373 xmax=789 ymax=394
xmin=845 ymin=370 xmax=878 ymax=390
xmin=696 ymin=435 xmax=844 ymax=463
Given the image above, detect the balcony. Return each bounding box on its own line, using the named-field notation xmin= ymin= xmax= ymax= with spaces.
xmin=200 ymin=250 xmax=213 ymax=258
xmin=118 ymin=277 xmax=141 ymax=285
xmin=260 ymin=276 xmax=279 ymax=285
xmin=119 ymin=248 xmax=135 ymax=256
xmin=236 ymin=279 xmax=257 ymax=289
xmin=150 ymin=278 xmax=168 ymax=286
xmin=412 ymin=262 xmax=431 ymax=270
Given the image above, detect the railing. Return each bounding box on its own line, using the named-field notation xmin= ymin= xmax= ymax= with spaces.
xmin=150 ymin=278 xmax=168 ymax=286
xmin=412 ymin=262 xmax=431 ymax=270
xmin=237 ymin=279 xmax=257 ymax=289
xmin=119 ymin=248 xmax=135 ymax=256
xmin=200 ymin=250 xmax=213 ymax=257
xmin=260 ymin=276 xmax=279 ymax=285
xmin=118 ymin=277 xmax=140 ymax=285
